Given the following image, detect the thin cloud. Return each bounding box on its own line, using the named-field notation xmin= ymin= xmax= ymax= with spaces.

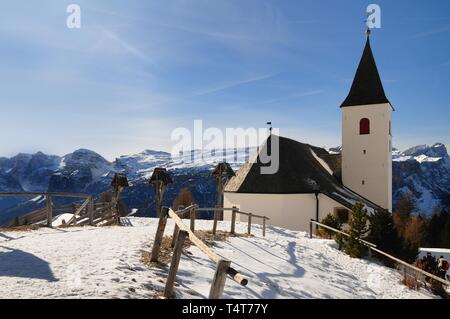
xmin=293 ymin=90 xmax=324 ymax=98
xmin=103 ymin=30 xmax=156 ymax=66
xmin=191 ymin=74 xmax=276 ymax=97
xmin=410 ymin=25 xmax=450 ymax=39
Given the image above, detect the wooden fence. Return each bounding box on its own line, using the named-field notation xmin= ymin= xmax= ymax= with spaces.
xmin=309 ymin=219 xmax=450 ymax=288
xmin=196 ymin=206 xmax=270 ymax=237
xmin=150 ymin=206 xmax=251 ymax=299
xmin=1 ymin=192 xmax=119 ymax=228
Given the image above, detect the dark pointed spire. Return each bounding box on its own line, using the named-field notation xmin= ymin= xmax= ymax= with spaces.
xmin=340 ymin=31 xmax=391 ymax=108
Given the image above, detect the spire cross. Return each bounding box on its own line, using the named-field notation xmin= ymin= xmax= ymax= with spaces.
xmin=365 ymin=12 xmax=372 ymax=38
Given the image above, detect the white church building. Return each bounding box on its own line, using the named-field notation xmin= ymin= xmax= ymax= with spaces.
xmin=223 ymin=32 xmax=393 ymax=232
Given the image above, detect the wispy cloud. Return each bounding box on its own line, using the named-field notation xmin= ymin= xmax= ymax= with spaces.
xmin=410 ymin=24 xmax=450 ymax=39
xmin=191 ymin=73 xmax=277 ymax=97
xmin=103 ymin=30 xmax=156 ymax=66
xmin=292 ymin=89 xmax=324 ymax=98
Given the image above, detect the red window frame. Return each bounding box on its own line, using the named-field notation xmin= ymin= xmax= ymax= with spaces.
xmin=360 ymin=118 xmax=370 ymax=135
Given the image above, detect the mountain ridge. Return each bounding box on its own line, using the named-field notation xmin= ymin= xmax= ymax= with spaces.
xmin=0 ymin=143 xmax=448 ymax=225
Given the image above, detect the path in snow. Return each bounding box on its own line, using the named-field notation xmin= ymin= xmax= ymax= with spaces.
xmin=0 ymin=218 xmax=436 ymax=299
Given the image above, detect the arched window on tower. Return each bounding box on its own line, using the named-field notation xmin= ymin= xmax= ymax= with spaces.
xmin=360 ymin=118 xmax=370 ymax=135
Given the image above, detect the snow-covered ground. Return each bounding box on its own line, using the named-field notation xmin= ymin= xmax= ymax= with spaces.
xmin=0 ymin=218 xmax=436 ymax=299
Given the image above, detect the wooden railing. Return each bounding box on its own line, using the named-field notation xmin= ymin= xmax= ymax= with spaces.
xmin=1 ymin=192 xmax=91 ymax=227
xmin=150 ymin=206 xmax=249 ymax=299
xmin=196 ymin=206 xmax=270 ymax=237
xmin=1 ymin=192 xmax=118 ymax=228
xmin=309 ymin=219 xmax=450 ymax=288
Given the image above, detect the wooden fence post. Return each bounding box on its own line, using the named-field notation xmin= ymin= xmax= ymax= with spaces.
xmin=190 ymin=205 xmax=196 ymax=232
xmin=212 ymin=206 xmax=219 ymax=235
xmin=164 ymin=230 xmax=188 ymax=298
xmin=247 ymin=213 xmax=252 ymax=236
xmin=150 ymin=207 xmax=169 ymax=262
xmin=263 ymin=217 xmax=266 ymax=237
xmin=209 ymin=259 xmax=231 ymax=299
xmin=88 ymin=197 xmax=95 ymax=226
xmin=309 ymin=220 xmax=313 ymax=239
xmin=230 ymin=206 xmax=237 ymax=235
xmin=171 ymin=206 xmax=183 ymax=248
xmin=46 ymin=194 xmax=53 ymax=227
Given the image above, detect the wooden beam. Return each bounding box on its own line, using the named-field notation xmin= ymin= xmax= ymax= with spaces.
xmin=164 ymin=230 xmax=188 ymax=298
xmin=0 ymin=192 xmax=90 ymax=199
xmin=230 ymin=207 xmax=237 ymax=235
xmin=212 ymin=207 xmax=218 ymax=235
xmin=171 ymin=206 xmax=183 ymax=248
xmin=263 ymin=217 xmax=266 ymax=237
xmin=66 ymin=198 xmax=90 ymax=225
xmin=88 ymin=197 xmax=95 ymax=226
xmin=150 ymin=207 xmax=169 ymax=262
xmin=167 ymin=208 xmax=248 ymax=287
xmin=247 ymin=213 xmax=252 ymax=235
xmin=46 ymin=195 xmax=53 ymax=227
xmin=190 ymin=205 xmax=196 ymax=232
xmin=209 ymin=259 xmax=231 ymax=299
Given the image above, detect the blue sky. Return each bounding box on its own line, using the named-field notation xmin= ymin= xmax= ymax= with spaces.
xmin=0 ymin=0 xmax=449 ymax=160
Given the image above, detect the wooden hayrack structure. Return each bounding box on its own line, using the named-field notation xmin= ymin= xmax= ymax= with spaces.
xmin=150 ymin=168 xmax=172 ymax=217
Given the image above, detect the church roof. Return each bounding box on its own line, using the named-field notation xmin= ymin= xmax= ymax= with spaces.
xmin=341 ymin=35 xmax=391 ymax=108
xmin=225 ymin=135 xmax=383 ymax=213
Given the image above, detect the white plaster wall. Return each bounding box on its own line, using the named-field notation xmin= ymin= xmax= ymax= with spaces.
xmin=342 ymin=103 xmax=392 ymax=211
xmin=223 ymin=192 xmax=348 ymax=232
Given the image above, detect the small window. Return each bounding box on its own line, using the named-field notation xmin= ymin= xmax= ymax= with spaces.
xmin=360 ymin=118 xmax=370 ymax=135
xmin=335 ymin=208 xmax=350 ymax=224
xmin=362 ymin=180 xmax=365 ymax=185
xmin=389 ymin=121 xmax=391 ymax=136
xmin=363 ymin=150 xmax=366 ymax=155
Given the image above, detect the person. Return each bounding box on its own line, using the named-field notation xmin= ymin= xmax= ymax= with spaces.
xmin=421 ymin=252 xmax=437 ymax=274
xmin=437 ymin=256 xmax=449 ymax=280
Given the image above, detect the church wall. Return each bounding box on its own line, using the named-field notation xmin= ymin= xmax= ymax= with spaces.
xmin=342 ymin=102 xmax=392 ymax=211
xmin=223 ymin=192 xmax=349 ymax=232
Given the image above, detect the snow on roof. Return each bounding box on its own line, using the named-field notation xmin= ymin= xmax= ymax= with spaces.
xmin=311 ymin=149 xmax=334 ymax=175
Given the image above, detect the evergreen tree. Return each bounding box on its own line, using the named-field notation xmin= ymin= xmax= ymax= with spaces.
xmin=428 ymin=209 xmax=450 ymax=248
xmin=172 ymin=188 xmax=195 ymax=210
xmin=318 ymin=214 xmax=342 ymax=239
xmin=345 ymin=203 xmax=369 ymax=258
xmin=368 ymin=209 xmax=419 ymax=264
xmin=393 ymin=192 xmax=416 ymax=237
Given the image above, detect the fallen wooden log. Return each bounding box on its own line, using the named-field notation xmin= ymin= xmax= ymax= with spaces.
xmin=168 ymin=208 xmax=248 ymax=286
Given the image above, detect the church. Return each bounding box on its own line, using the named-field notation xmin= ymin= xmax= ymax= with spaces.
xmin=223 ymin=31 xmax=393 ymax=232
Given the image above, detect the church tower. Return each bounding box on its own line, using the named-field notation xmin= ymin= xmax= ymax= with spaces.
xmin=341 ymin=30 xmax=393 ymax=212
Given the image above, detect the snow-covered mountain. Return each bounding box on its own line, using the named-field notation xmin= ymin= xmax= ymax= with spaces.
xmin=392 ymin=143 xmax=450 ymax=214
xmin=0 ymin=148 xmax=253 ymax=225
xmin=0 ymin=143 xmax=448 ymax=225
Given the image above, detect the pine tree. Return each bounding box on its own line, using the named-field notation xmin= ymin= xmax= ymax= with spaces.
xmin=172 ymin=188 xmax=195 ymax=211
xmin=345 ymin=203 xmax=369 ymax=258
xmin=318 ymin=214 xmax=342 ymax=239
xmin=368 ymin=209 xmax=418 ymax=265
xmin=393 ymin=192 xmax=416 ymax=237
